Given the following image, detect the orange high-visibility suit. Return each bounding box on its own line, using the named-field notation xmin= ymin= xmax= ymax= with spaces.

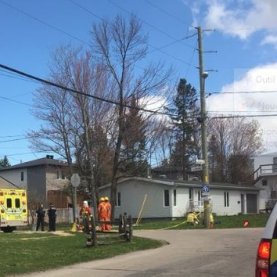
xmin=104 ymin=197 xmax=112 ymax=231
xmin=98 ymin=197 xmax=107 ymax=231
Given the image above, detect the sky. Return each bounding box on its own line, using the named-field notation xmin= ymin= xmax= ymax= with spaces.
xmin=1 ymin=0 xmax=277 ymax=165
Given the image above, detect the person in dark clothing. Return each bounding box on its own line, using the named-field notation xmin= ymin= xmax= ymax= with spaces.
xmin=36 ymin=204 xmax=45 ymax=231
xmin=47 ymin=203 xmax=57 ymax=231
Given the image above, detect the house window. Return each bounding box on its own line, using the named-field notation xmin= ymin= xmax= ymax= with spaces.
xmin=224 ymin=192 xmax=229 ymax=207
xmin=20 ymin=172 xmax=24 ymax=181
xmin=273 ymin=157 xmax=277 ymax=172
xmin=197 ymin=190 xmax=201 ymax=202
xmin=116 ymin=192 xmax=121 ymax=206
xmin=164 ymin=189 xmax=170 ymax=206
xmin=173 ymin=189 xmax=177 ymax=206
xmin=61 ymin=171 xmax=65 ymax=179
xmin=189 ymin=188 xmax=193 ymax=200
xmin=262 ymin=179 xmax=267 ymax=186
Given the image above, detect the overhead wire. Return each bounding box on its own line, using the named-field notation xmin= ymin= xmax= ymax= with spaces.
xmin=0 ymin=63 xmax=175 ymax=117
xmin=0 ymin=0 xmax=89 ymax=46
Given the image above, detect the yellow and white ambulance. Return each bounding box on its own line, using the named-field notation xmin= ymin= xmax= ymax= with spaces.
xmin=0 ymin=188 xmax=28 ymax=232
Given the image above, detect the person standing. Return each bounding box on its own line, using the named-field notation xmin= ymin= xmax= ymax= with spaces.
xmin=104 ymin=197 xmax=112 ymax=231
xmin=97 ymin=197 xmax=107 ymax=231
xmin=47 ymin=203 xmax=57 ymax=231
xmin=79 ymin=201 xmax=91 ymax=233
xmin=36 ymin=204 xmax=45 ymax=231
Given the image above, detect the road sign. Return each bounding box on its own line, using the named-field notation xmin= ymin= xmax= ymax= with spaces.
xmin=71 ymin=173 xmax=80 ymax=188
xmin=201 ymin=185 xmax=209 ymax=193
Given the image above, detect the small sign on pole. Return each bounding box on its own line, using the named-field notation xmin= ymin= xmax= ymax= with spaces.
xmin=71 ymin=173 xmax=80 ymax=222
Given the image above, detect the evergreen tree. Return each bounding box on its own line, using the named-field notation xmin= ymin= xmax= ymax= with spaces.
xmin=121 ymin=95 xmax=148 ymax=176
xmin=0 ymin=155 xmax=11 ymax=168
xmin=167 ymin=79 xmax=200 ymax=180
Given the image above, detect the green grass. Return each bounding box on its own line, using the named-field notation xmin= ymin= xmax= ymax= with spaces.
xmin=0 ymin=231 xmax=164 ymax=277
xmin=133 ymin=213 xmax=270 ymax=230
xmin=1 ymin=213 xmax=270 ymax=276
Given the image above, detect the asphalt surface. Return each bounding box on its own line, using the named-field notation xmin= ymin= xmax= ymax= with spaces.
xmin=18 ymin=228 xmax=263 ymax=277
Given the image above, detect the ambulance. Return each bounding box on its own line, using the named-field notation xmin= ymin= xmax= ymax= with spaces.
xmin=0 ymin=188 xmax=28 ymax=232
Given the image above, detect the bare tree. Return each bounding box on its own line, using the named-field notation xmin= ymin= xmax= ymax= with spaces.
xmin=29 ymin=46 xmax=113 ymax=218
xmin=91 ymin=15 xmax=171 ymax=219
xmin=208 ymin=118 xmax=263 ymax=184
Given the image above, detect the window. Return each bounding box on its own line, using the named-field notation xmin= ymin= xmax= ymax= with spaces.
xmin=198 ymin=190 xmax=201 ymax=202
xmin=189 ymin=188 xmax=193 ymax=200
xmin=224 ymin=192 xmax=229 ymax=207
xmin=173 ymin=189 xmax=177 ymax=206
xmin=116 ymin=192 xmax=121 ymax=206
xmin=262 ymin=179 xmax=267 ymax=186
xmin=273 ymin=157 xmax=277 ymax=172
xmin=15 ymin=198 xmax=20 ymax=208
xmin=164 ymin=190 xmax=169 ymax=206
xmin=21 ymin=171 xmax=24 ymax=181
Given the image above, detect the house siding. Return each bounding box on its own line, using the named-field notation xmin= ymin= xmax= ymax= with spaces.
xmin=27 ymin=166 xmax=46 ymax=204
xmin=99 ymin=178 xmax=260 ymax=219
xmin=0 ymin=169 xmax=27 ymax=189
xmin=101 ymin=180 xmax=173 ymax=219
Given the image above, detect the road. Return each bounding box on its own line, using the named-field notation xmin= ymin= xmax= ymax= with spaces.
xmin=19 ymin=228 xmax=263 ymax=277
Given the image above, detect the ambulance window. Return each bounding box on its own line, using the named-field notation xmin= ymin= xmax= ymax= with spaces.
xmin=7 ymin=198 xmax=12 ymax=208
xmin=15 ymin=198 xmax=20 ymax=208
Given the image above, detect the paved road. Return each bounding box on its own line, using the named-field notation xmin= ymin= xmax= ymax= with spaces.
xmin=20 ymin=228 xmax=263 ymax=277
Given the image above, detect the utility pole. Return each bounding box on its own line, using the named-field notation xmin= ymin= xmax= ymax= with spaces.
xmin=196 ymin=26 xmax=210 ymax=228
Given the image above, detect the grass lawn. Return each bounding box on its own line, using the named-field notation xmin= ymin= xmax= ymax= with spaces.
xmin=0 ymin=231 xmax=163 ymax=277
xmin=0 ymin=213 xmax=269 ymax=276
xmin=133 ymin=213 xmax=270 ymax=229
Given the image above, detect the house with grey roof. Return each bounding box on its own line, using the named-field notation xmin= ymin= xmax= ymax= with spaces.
xmin=0 ymin=156 xmax=70 ymax=207
xmin=99 ymin=177 xmax=260 ymax=219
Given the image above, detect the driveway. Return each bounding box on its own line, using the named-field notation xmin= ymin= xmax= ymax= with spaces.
xmin=19 ymin=228 xmax=263 ymax=277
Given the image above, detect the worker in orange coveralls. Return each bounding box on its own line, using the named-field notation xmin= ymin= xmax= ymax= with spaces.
xmin=79 ymin=200 xmax=91 ymax=233
xmin=104 ymin=196 xmax=112 ymax=231
xmin=98 ymin=197 xmax=108 ymax=231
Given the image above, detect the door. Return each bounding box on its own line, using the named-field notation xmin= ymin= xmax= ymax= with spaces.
xmin=246 ymin=194 xmax=257 ymax=213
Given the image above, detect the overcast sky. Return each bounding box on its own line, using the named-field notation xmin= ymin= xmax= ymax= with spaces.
xmin=1 ymin=0 xmax=277 ymax=165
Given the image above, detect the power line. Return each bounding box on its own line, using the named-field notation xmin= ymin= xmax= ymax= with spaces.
xmin=209 ymin=90 xmax=277 ymax=94
xmin=0 ymin=95 xmax=32 ymax=107
xmin=145 ymin=0 xmax=188 ymax=26
xmin=209 ymin=113 xmax=277 ymax=119
xmin=0 ymin=0 xmax=89 ymax=46
xmin=0 ymin=63 xmax=174 ymax=117
xmin=70 ymin=0 xmax=195 ymax=66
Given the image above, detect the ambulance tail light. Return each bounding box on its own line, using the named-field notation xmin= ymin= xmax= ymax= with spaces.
xmin=256 ymin=239 xmax=271 ymax=277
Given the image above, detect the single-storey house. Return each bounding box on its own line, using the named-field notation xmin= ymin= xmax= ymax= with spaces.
xmin=99 ymin=177 xmax=260 ymax=219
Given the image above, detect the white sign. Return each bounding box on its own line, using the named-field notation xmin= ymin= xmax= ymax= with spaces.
xmin=71 ymin=173 xmax=80 ymax=188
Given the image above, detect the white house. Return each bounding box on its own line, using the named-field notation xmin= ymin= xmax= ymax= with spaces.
xmin=99 ymin=177 xmax=260 ymax=219
xmin=252 ymin=152 xmax=277 ymax=210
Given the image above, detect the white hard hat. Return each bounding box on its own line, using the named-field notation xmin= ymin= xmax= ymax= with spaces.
xmin=83 ymin=201 xmax=88 ymax=205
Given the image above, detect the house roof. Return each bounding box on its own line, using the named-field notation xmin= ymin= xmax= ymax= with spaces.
xmin=99 ymin=177 xmax=260 ymax=192
xmin=0 ymin=157 xmax=68 ymax=171
xmin=0 ymin=176 xmax=19 ymax=188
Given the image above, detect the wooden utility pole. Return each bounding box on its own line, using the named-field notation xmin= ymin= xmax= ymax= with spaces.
xmin=196 ymin=26 xmax=210 ymax=228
